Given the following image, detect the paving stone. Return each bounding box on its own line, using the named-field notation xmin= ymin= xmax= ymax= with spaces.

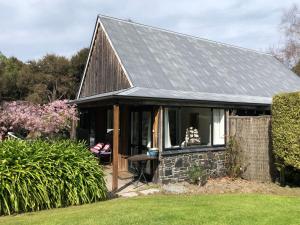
xmin=118 ymin=192 xmax=139 ymax=198
xmin=139 ymin=188 xmax=160 ymax=195
xmin=162 ymin=183 xmax=188 ymax=194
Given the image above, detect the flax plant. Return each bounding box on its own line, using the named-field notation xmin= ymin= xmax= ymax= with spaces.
xmin=0 ymin=139 xmax=107 ymax=215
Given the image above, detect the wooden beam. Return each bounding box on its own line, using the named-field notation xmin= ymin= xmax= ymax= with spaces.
xmin=152 ymin=106 xmax=163 ymax=183
xmin=112 ymin=104 xmax=119 ymax=192
xmin=158 ymin=106 xmax=164 ymax=152
xmin=152 ymin=107 xmax=159 ymax=148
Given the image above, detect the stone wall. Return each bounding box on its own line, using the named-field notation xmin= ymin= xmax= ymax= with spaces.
xmin=158 ymin=149 xmax=226 ymax=184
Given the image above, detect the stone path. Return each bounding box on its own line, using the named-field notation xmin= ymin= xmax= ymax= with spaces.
xmin=104 ymin=165 xmax=161 ymax=198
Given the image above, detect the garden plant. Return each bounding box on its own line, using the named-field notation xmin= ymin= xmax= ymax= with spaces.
xmin=0 ymin=139 xmax=107 ymax=215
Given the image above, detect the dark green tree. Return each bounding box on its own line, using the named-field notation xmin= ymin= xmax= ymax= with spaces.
xmin=0 ymin=56 xmax=24 ymax=101
xmin=0 ymin=48 xmax=88 ymax=103
xmin=70 ymin=48 xmax=89 ymax=83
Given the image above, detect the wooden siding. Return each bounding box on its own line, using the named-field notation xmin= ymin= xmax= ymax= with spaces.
xmin=79 ymin=24 xmax=131 ymax=98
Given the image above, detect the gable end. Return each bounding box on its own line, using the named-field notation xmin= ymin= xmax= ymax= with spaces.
xmin=78 ymin=19 xmax=132 ymax=98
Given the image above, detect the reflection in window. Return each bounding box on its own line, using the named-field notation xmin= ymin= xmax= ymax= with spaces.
xmin=164 ymin=107 xmax=225 ymax=149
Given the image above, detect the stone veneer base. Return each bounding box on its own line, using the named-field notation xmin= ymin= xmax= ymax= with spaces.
xmin=158 ymin=149 xmax=226 ymax=184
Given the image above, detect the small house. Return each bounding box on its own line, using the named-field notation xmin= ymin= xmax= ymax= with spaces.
xmin=73 ymin=15 xmax=300 ymax=190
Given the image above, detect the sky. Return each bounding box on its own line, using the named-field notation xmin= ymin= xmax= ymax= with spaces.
xmin=0 ymin=0 xmax=297 ymax=62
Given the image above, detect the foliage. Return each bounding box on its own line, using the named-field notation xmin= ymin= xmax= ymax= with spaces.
xmin=0 ymin=56 xmax=24 ymax=101
xmin=70 ymin=48 xmax=89 ymax=84
xmin=1 ymin=195 xmax=300 ymax=225
xmin=225 ymin=136 xmax=247 ymax=178
xmin=270 ymin=4 xmax=300 ymax=68
xmin=187 ymin=164 xmax=207 ymax=185
xmin=0 ymin=139 xmax=107 ymax=215
xmin=0 ymin=100 xmax=78 ymax=139
xmin=272 ymin=92 xmax=300 ymax=170
xmin=0 ymin=48 xmax=89 ymax=103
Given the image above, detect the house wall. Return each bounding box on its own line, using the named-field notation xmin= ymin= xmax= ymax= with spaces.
xmin=158 ymin=150 xmax=226 ymax=184
xmin=79 ymin=24 xmax=131 ymax=98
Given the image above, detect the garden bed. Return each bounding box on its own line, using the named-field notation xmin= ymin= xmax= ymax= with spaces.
xmin=162 ymin=177 xmax=300 ymax=196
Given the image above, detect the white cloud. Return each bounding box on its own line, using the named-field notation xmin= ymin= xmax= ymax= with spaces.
xmin=0 ymin=0 xmax=297 ymax=61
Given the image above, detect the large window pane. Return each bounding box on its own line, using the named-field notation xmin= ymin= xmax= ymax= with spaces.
xmin=181 ymin=108 xmax=211 ymax=147
xmin=164 ymin=107 xmax=212 ymax=148
xmin=213 ymin=109 xmax=225 ymax=145
xmin=164 ymin=107 xmax=226 ymax=149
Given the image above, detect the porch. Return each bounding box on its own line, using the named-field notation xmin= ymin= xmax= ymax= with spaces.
xmin=77 ymin=103 xmax=162 ymax=192
xmin=76 ymin=98 xmax=240 ymax=191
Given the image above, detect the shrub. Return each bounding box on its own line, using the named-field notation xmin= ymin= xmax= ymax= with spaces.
xmin=187 ymin=164 xmax=207 ymax=186
xmin=272 ymin=92 xmax=300 ymax=170
xmin=0 ymin=100 xmax=78 ymax=140
xmin=0 ymin=139 xmax=107 ymax=215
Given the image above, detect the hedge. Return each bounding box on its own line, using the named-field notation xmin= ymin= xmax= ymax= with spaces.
xmin=272 ymin=92 xmax=300 ymax=170
xmin=0 ymin=139 xmax=107 ymax=215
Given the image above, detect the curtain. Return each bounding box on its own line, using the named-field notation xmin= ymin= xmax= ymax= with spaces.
xmin=164 ymin=108 xmax=171 ymax=148
xmin=213 ymin=109 xmax=225 ymax=145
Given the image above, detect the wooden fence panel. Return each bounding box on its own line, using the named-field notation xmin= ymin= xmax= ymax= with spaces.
xmin=229 ymin=116 xmax=275 ymax=182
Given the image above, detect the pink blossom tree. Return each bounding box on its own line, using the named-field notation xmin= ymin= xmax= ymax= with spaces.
xmin=0 ymin=100 xmax=78 ymax=140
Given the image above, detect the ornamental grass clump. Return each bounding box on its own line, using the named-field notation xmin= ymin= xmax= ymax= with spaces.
xmin=0 ymin=139 xmax=107 ymax=215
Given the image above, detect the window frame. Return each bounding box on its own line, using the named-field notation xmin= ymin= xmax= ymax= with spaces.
xmin=163 ymin=106 xmax=226 ymax=151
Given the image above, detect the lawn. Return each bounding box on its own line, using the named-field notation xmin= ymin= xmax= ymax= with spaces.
xmin=1 ymin=194 xmax=300 ymax=225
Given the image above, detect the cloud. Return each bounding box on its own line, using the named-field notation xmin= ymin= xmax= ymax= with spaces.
xmin=0 ymin=0 xmax=297 ymax=61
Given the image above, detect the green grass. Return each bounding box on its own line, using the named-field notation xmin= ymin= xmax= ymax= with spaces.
xmin=1 ymin=194 xmax=300 ymax=225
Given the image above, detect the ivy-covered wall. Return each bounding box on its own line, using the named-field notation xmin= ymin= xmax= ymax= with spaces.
xmin=272 ymin=92 xmax=300 ymax=170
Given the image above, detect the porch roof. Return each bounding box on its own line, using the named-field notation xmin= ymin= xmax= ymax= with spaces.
xmin=71 ymin=87 xmax=272 ymax=106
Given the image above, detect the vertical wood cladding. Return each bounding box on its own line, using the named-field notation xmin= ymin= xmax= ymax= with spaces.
xmin=80 ymin=24 xmax=131 ymax=98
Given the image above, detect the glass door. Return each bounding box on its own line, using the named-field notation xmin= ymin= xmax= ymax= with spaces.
xmin=130 ymin=111 xmax=140 ymax=158
xmin=129 ymin=109 xmax=152 ymax=171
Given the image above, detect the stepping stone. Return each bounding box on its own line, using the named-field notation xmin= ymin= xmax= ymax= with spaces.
xmin=162 ymin=184 xmax=188 ymax=194
xmin=118 ymin=192 xmax=139 ymax=198
xmin=139 ymin=188 xmax=160 ymax=195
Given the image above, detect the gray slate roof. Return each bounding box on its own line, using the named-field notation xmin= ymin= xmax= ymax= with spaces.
xmin=93 ymin=16 xmax=300 ymax=105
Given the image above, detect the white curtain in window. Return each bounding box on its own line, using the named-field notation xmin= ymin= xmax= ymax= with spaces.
xmin=164 ymin=108 xmax=171 ymax=148
xmin=213 ymin=109 xmax=225 ymax=145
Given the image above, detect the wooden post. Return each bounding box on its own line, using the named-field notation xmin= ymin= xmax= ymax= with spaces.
xmin=152 ymin=106 xmax=163 ymax=183
xmin=112 ymin=104 xmax=119 ymax=192
xmin=70 ymin=119 xmax=78 ymax=140
xmin=152 ymin=107 xmax=159 ymax=148
xmin=158 ymin=106 xmax=164 ymax=152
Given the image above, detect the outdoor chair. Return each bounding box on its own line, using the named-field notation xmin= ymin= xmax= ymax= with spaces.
xmin=99 ymin=144 xmax=112 ymax=164
xmin=90 ymin=143 xmax=104 ymax=155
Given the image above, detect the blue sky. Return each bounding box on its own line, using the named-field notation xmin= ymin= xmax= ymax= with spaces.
xmin=0 ymin=0 xmax=297 ymax=61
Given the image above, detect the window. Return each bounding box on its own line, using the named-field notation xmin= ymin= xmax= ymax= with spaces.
xmin=164 ymin=107 xmax=225 ymax=149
